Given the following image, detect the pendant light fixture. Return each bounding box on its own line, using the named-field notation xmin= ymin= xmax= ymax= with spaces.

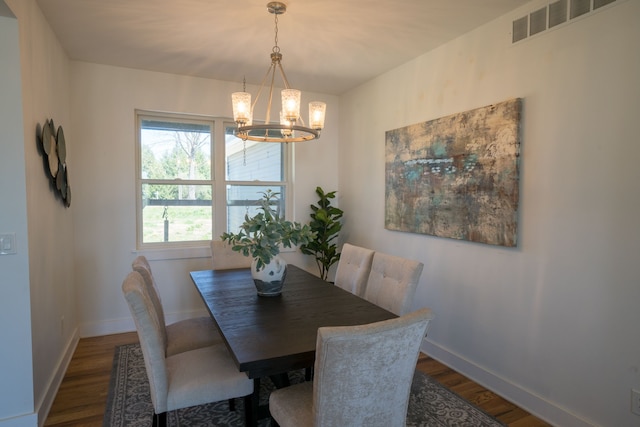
xmin=231 ymin=2 xmax=326 ymax=143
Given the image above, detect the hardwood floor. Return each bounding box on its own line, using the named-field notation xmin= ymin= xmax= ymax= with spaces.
xmin=45 ymin=332 xmax=551 ymax=426
xmin=415 ymin=355 xmax=551 ymax=427
xmin=44 ymin=332 xmax=139 ymax=427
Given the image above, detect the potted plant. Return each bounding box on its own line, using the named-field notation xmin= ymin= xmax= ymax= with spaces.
xmin=300 ymin=187 xmax=344 ymax=281
xmin=221 ymin=190 xmax=315 ymax=296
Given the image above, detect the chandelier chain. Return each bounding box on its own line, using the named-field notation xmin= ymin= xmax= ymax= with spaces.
xmin=273 ymin=14 xmax=280 ymax=54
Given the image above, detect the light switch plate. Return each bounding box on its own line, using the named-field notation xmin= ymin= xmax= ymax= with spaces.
xmin=0 ymin=233 xmax=17 ymax=255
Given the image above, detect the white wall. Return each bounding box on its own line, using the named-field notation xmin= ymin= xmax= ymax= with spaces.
xmin=69 ymin=62 xmax=339 ymax=337
xmin=0 ymin=10 xmax=36 ymax=427
xmin=2 ymin=0 xmax=76 ymax=425
xmin=338 ymin=1 xmax=640 ymax=426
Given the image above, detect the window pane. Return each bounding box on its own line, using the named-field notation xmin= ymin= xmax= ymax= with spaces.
xmin=225 ymin=126 xmax=283 ymax=181
xmin=141 ymin=119 xmax=211 ymax=180
xmin=226 ymin=185 xmax=285 ymax=233
xmin=141 ymin=183 xmax=212 ymax=243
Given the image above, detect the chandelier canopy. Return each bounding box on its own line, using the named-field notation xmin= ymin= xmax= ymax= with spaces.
xmin=231 ymin=2 xmax=326 ymax=143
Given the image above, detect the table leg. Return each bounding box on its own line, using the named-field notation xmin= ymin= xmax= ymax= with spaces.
xmin=269 ymin=372 xmax=290 ymax=388
xmin=246 ymin=378 xmax=260 ymax=427
xmin=248 ymin=372 xmax=293 ymax=425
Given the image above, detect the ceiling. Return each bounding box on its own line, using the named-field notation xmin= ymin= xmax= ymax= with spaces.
xmin=37 ymin=0 xmax=530 ymax=95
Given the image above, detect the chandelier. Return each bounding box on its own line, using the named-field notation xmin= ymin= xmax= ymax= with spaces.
xmin=231 ymin=2 xmax=326 ymax=143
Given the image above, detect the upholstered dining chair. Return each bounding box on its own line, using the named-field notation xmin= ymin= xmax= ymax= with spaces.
xmin=364 ymin=251 xmax=424 ymax=315
xmin=211 ymin=240 xmax=253 ymax=270
xmin=132 ymin=255 xmax=222 ymax=356
xmin=122 ymin=271 xmax=254 ymax=427
xmin=269 ymin=307 xmax=434 ymax=427
xmin=333 ymin=243 xmax=375 ymax=297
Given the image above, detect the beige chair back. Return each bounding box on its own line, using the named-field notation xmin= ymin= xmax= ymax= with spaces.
xmin=312 ymin=308 xmax=433 ymax=426
xmin=211 ymin=240 xmax=252 ymax=270
xmin=334 ymin=243 xmax=374 ymax=297
xmin=132 ymin=255 xmax=169 ymax=345
xmin=269 ymin=308 xmax=434 ymax=427
xmin=364 ymin=252 xmax=423 ymax=315
xmin=122 ymin=271 xmax=170 ymax=412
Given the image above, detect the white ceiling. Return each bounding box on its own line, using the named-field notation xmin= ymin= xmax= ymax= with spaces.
xmin=37 ymin=0 xmax=530 ymax=95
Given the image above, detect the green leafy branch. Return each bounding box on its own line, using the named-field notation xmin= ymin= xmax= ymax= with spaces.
xmin=221 ymin=190 xmax=315 ymax=271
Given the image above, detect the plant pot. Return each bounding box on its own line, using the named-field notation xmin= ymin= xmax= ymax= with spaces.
xmin=251 ymin=254 xmax=287 ymax=297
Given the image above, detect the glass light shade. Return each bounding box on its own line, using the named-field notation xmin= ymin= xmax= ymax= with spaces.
xmin=309 ymin=102 xmax=326 ymax=130
xmin=281 ymin=89 xmax=301 ymax=121
xmin=232 ymin=92 xmax=252 ymax=125
xmin=280 ymin=111 xmax=293 ymax=137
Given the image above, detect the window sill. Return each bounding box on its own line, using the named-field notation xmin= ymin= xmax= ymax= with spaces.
xmin=132 ymin=246 xmax=211 ymax=261
xmin=132 ymin=244 xmax=297 ymax=261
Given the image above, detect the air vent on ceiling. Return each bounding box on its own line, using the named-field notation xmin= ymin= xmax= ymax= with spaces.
xmin=570 ymin=0 xmax=591 ymax=18
xmin=529 ymin=7 xmax=548 ymax=35
xmin=511 ymin=0 xmax=621 ymax=44
xmin=512 ymin=16 xmax=529 ymax=43
xmin=594 ymin=0 xmax=616 ymax=8
xmin=549 ymin=0 xmax=568 ymax=28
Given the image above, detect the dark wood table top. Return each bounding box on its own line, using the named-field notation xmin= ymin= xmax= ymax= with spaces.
xmin=190 ymin=265 xmax=396 ymax=379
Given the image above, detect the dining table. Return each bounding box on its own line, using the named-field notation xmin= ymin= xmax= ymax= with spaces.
xmin=189 ymin=264 xmax=397 ymax=424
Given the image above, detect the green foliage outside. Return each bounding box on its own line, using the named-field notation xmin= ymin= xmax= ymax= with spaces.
xmin=143 ymin=205 xmax=212 ymax=243
xmin=141 ymin=127 xmax=213 ymax=243
xmin=141 ymin=143 xmax=211 ymax=201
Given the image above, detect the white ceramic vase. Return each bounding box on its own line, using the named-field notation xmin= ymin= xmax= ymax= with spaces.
xmin=251 ymin=254 xmax=288 ymax=297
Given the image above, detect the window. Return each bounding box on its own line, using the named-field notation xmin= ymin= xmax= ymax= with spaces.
xmin=224 ymin=126 xmax=288 ymax=233
xmin=136 ymin=111 xmax=290 ymax=249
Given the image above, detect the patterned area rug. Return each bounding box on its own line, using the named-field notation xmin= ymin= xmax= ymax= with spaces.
xmin=104 ymin=344 xmax=505 ymax=427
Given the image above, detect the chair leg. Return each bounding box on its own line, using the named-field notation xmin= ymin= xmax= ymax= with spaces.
xmin=152 ymin=412 xmax=167 ymax=427
xmin=229 ymin=398 xmax=236 ymax=411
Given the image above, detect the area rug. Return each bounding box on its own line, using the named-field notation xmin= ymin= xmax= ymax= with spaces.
xmin=104 ymin=344 xmax=505 ymax=427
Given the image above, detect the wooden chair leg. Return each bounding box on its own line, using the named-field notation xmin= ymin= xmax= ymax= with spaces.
xmin=152 ymin=412 xmax=167 ymax=427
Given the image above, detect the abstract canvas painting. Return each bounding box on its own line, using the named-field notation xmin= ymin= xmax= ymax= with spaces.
xmin=385 ymin=98 xmax=522 ymax=247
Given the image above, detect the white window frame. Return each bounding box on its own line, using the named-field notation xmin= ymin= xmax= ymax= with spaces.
xmin=135 ymin=110 xmax=293 ymax=251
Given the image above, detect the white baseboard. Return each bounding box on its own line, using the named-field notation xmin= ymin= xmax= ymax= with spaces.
xmin=36 ymin=328 xmax=79 ymax=427
xmin=0 ymin=413 xmax=38 ymax=427
xmin=79 ymin=315 xmax=136 ymax=338
xmin=421 ymin=340 xmax=595 ymax=427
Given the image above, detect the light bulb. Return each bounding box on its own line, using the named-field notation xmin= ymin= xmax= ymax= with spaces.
xmin=281 ymin=89 xmax=301 ymax=122
xmin=309 ymin=102 xmax=326 ymax=130
xmin=232 ymin=92 xmax=251 ymax=125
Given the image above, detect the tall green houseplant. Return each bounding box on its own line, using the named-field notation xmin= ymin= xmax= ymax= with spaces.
xmin=300 ymin=187 xmax=344 ymax=281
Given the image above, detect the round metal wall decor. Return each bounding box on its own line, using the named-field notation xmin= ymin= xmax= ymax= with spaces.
xmin=37 ymin=119 xmax=71 ymax=207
